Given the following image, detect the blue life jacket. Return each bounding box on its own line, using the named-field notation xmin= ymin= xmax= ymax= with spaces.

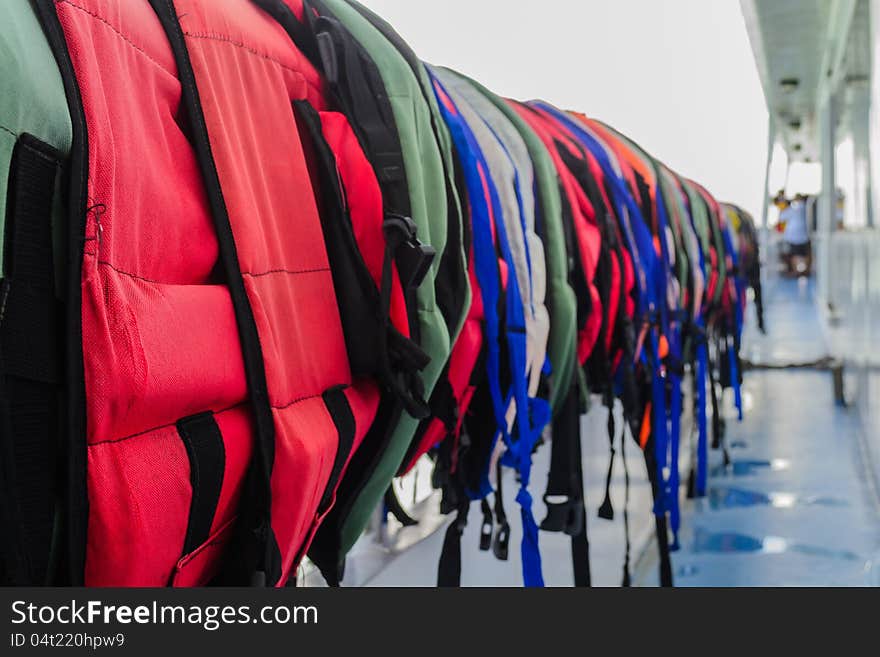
xmin=430 ymin=70 xmax=547 ymax=586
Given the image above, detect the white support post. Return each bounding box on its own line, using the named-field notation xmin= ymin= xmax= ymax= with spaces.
xmin=817 ymin=93 xmax=838 ymax=312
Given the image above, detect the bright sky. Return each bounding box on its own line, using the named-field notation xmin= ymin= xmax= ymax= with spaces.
xmin=359 ymin=0 xmax=770 ymax=221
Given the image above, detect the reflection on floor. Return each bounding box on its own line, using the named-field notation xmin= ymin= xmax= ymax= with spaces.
xmin=365 ymin=276 xmax=880 ymax=586
xmin=637 ymin=276 xmax=880 ymax=586
xmin=366 ymin=400 xmax=655 ymax=587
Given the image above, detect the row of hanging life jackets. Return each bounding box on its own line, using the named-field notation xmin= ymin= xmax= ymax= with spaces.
xmin=0 ymin=0 xmax=760 ymax=587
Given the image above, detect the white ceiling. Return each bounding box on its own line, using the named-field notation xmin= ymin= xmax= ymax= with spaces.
xmin=741 ymin=0 xmax=870 ymax=162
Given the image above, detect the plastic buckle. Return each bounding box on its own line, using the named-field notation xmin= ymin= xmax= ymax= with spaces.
xmin=565 ymin=500 xmax=585 ymax=537
xmin=492 ymin=522 xmax=510 ymax=561
xmin=479 ymin=516 xmax=493 ymax=551
xmin=384 ymin=214 xmax=435 ymax=290
xmin=540 ymin=497 xmax=571 ymax=533
xmin=314 ymin=27 xmax=339 ymax=84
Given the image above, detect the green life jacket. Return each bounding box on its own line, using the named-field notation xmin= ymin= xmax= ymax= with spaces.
xmin=657 ymin=168 xmax=690 ymax=310
xmin=310 ymin=0 xmax=456 ymax=568
xmin=0 ymin=0 xmax=72 ymax=585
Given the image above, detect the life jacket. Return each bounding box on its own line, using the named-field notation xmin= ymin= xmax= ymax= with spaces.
xmin=699 ymin=187 xmax=742 ymax=421
xmin=679 ymin=175 xmax=729 ymax=469
xmin=663 ymin=166 xmax=711 ymax=499
xmin=437 ymin=70 xmax=550 ymax=442
xmin=556 ymin=111 xmax=674 ymax=586
xmin=679 ymin=181 xmax=742 ymax=492
xmin=510 ymin=103 xmax=618 ymax=584
xmin=724 ymin=204 xmax=764 ymax=334
xmin=254 ymin=0 xmax=467 ymax=582
xmin=427 ymin=70 xmax=515 ymax=585
xmin=593 ymin=126 xmax=691 ymax=546
xmin=690 ymin=180 xmax=728 ymax=313
xmin=33 ymin=0 xmax=440 ymax=587
xmin=529 ymin=104 xmax=653 ymax=583
xmin=456 ymin=78 xmax=577 ymax=417
xmin=529 ymin=106 xmax=627 ymax=390
xmin=436 ymin=77 xmax=584 ymax=585
xmin=432 ymin=70 xmax=551 ymax=587
xmin=331 ymin=1 xmax=475 ymax=483
xmin=0 ymin=1 xmax=73 ymax=586
xmin=512 ymin=104 xmax=603 ymax=368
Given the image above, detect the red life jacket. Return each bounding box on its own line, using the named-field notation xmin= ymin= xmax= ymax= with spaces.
xmin=39 ymin=0 xmax=421 ymax=587
xmin=689 ymin=180 xmax=722 ymax=315
xmin=533 ymin=107 xmax=628 ymax=376
xmin=511 ymin=103 xmax=603 ymax=367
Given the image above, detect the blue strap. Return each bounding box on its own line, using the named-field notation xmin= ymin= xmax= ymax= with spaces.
xmin=720 ymin=227 xmax=744 ymax=421
xmin=668 ymin=367 xmax=682 ymax=550
xmin=432 ymin=72 xmax=549 ymax=586
xmin=647 ymin=328 xmax=668 ymax=517
xmin=695 ymin=333 xmax=709 ymax=497
xmin=654 ymin=181 xmax=683 ymax=543
xmin=517 ymin=488 xmax=544 ymax=587
xmin=477 ymin=125 xmax=548 ymax=587
xmin=430 ymin=71 xmax=506 ymax=441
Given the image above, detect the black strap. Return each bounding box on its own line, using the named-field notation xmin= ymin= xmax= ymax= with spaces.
xmin=345 ymin=2 xmax=469 ymax=339
xmin=597 ymin=394 xmax=616 ymax=520
xmin=437 ymin=503 xmax=468 ymax=587
xmin=642 ymin=432 xmax=673 ymax=587
xmin=569 ymin=420 xmax=590 ymax=587
xmin=149 ymin=0 xmax=280 ymax=586
xmin=541 ymin=384 xmax=577 ymax=532
xmin=383 ymin=486 xmax=419 ymax=527
xmin=317 ymin=386 xmax=356 ymax=515
xmin=492 ymin=460 xmax=510 ymax=561
xmin=253 ymin=0 xmax=322 ymax=66
xmin=292 ymin=100 xmax=429 ymax=419
xmin=176 ymin=413 xmax=225 ymax=556
xmin=708 ymin=342 xmax=727 ymax=463
xmin=285 ymin=385 xmax=358 ymax=581
xmin=620 ymin=419 xmax=632 ymax=587
xmin=479 ymin=499 xmax=493 ymax=551
xmin=687 ymin=366 xmax=699 ymax=500
xmin=0 ymin=134 xmax=64 ymax=586
xmin=541 ymin=382 xmax=590 ymax=586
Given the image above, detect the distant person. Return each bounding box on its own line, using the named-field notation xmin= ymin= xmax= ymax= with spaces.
xmin=773 ymin=189 xmax=788 ymax=210
xmin=779 ymin=194 xmax=811 ymax=275
xmin=836 ymin=189 xmax=845 ymax=230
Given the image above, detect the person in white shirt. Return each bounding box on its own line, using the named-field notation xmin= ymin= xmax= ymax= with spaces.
xmin=778 ymin=194 xmax=811 ymax=274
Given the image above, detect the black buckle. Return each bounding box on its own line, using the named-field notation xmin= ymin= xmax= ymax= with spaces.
xmin=314 ymin=28 xmax=339 ymax=84
xmin=384 ymin=214 xmax=435 ymax=290
xmin=479 ymin=500 xmax=493 ymax=551
xmin=541 ymin=497 xmax=586 ymax=534
xmin=492 ymin=522 xmax=510 ymax=561
xmin=540 ymin=496 xmax=571 ymax=532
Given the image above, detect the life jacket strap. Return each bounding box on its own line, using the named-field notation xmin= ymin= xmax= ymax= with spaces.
xmin=437 ymin=501 xmax=468 ymax=587
xmin=0 ymin=134 xmax=64 ymax=586
xmin=598 ymin=392 xmax=617 ymax=521
xmin=540 ymin=382 xmax=589 ymax=585
xmin=479 ymin=499 xmax=493 ymax=551
xmin=491 ymin=461 xmax=510 ymax=561
xmin=380 ymin=214 xmax=433 ymax=419
xmin=383 ymin=486 xmax=419 ymax=527
xmin=620 ymin=421 xmax=632 ymax=587
xmin=383 ymin=213 xmax=436 ymax=291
